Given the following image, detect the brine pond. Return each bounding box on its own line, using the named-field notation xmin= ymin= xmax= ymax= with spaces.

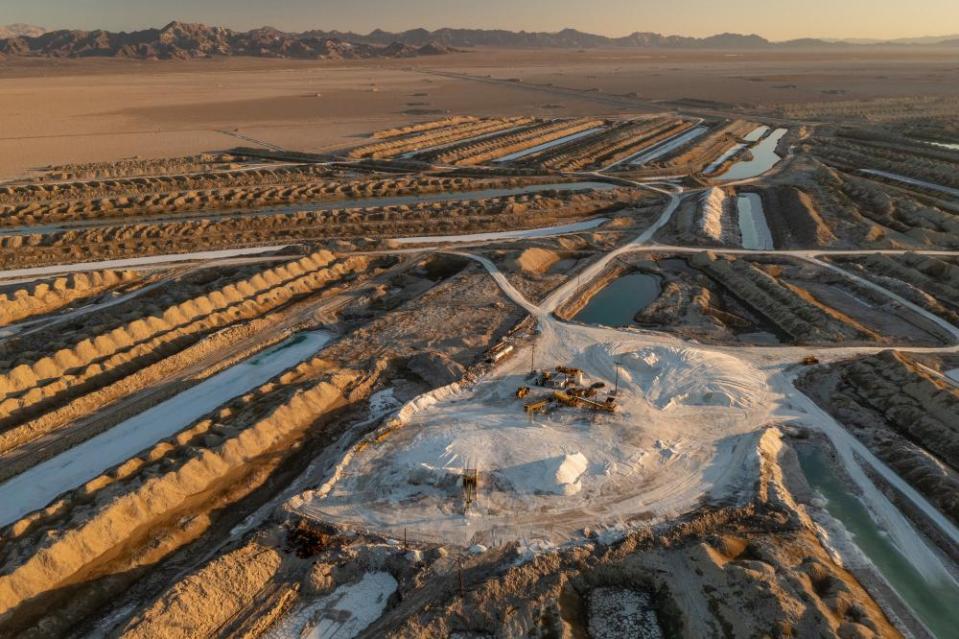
xmin=573 ymin=272 xmax=661 ymax=327
xmin=797 ymin=446 xmax=959 ymax=638
xmin=720 ymin=128 xmax=789 ymax=181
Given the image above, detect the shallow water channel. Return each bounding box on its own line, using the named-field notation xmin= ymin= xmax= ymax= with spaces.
xmin=720 ymin=128 xmax=788 ymax=181
xmin=797 ymin=446 xmax=959 ymax=638
xmin=494 ymin=127 xmax=606 ymax=163
xmin=0 ymin=330 xmax=333 ymax=527
xmin=573 ymin=272 xmax=661 ymax=327
xmin=625 ymin=126 xmax=709 ymax=167
xmin=736 ymin=193 xmax=774 ymax=250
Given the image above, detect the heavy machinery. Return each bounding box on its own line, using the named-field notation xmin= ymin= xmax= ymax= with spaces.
xmin=524 ymin=398 xmax=551 ymax=414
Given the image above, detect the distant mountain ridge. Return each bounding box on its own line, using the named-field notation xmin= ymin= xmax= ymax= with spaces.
xmin=304 ymin=27 xmax=959 ymax=49
xmin=0 ymin=21 xmax=455 ymax=60
xmin=833 ymin=34 xmax=959 ymax=45
xmin=312 ymin=28 xmax=790 ymax=49
xmin=2 ymin=22 xmax=957 ymax=60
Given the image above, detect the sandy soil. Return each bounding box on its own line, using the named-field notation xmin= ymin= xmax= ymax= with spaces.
xmin=3 ymin=48 xmax=959 ymax=178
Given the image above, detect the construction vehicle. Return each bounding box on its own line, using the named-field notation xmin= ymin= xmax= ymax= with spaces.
xmin=553 ymin=390 xmax=616 ymax=413
xmin=801 ymin=355 xmax=820 ymax=365
xmin=524 ymin=398 xmax=551 ymax=414
xmin=555 ymin=366 xmax=584 ymax=386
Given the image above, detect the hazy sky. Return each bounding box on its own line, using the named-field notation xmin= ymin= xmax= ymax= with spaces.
xmin=3 ymin=0 xmax=958 ymax=40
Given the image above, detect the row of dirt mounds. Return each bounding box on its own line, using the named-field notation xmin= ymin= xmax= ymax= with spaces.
xmin=834 ymin=128 xmax=959 ymax=163
xmin=836 ymin=172 xmax=959 ymax=248
xmin=781 ymin=160 xmax=953 ymax=250
xmin=690 ymin=253 xmax=876 ymax=344
xmin=660 ymin=120 xmax=758 ymax=173
xmin=889 ymin=113 xmax=959 ymax=147
xmin=753 ymin=185 xmax=836 ymax=248
xmin=798 ymin=350 xmax=959 ymax=526
xmin=0 ymin=251 xmax=371 ymax=427
xmin=0 ymin=175 xmax=494 ymax=226
xmin=809 ymin=134 xmax=959 ymax=192
xmin=422 ymin=118 xmax=605 ymax=166
xmin=0 ymin=359 xmax=372 ymax=635
xmin=29 ymin=153 xmax=244 ymax=182
xmin=371 ymin=115 xmax=479 ymax=140
xmin=348 ymin=117 xmax=534 ymax=159
xmin=0 ymin=188 xmax=632 ymax=268
xmin=0 ymin=263 xmax=280 ymax=361
xmin=0 ymin=312 xmax=297 ymax=475
xmin=771 ymin=95 xmax=959 ymax=123
xmin=525 ymin=117 xmax=689 ymax=171
xmin=0 ymin=162 xmax=339 ymax=203
xmin=0 ymin=269 xmax=138 ymax=326
xmin=828 ymin=253 xmax=959 ymax=324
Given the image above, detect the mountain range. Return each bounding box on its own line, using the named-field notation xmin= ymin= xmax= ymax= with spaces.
xmin=833 ymin=34 xmax=959 ymax=45
xmin=315 ymin=27 xmax=959 ymax=49
xmin=1 ymin=22 xmax=957 ymax=61
xmin=0 ymin=22 xmax=455 ymax=60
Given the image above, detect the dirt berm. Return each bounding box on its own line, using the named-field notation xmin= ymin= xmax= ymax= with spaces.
xmin=0 ymin=269 xmax=137 ymax=326
xmin=798 ymin=350 xmax=959 ymax=525
xmin=690 ymin=252 xmax=871 ymax=344
xmin=0 ymin=251 xmax=368 ymax=423
xmin=0 ymin=368 xmax=361 ymax=619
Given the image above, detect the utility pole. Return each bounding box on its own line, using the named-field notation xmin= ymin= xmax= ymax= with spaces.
xmin=614 ymin=364 xmax=620 ymax=396
xmin=530 ymin=342 xmax=536 ymax=375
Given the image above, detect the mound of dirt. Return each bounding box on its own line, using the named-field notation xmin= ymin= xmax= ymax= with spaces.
xmin=515 ymin=247 xmax=562 ymax=274
xmin=120 ymin=544 xmax=282 ymax=639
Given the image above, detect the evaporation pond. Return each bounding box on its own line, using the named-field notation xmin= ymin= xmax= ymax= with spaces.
xmin=573 ymin=272 xmax=661 ymax=327
xmin=797 ymin=446 xmax=959 ymax=639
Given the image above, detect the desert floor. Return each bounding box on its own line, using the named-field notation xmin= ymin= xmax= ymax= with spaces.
xmin=3 ymin=47 xmax=959 ymax=178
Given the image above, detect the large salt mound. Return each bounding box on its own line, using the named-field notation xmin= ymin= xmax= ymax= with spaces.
xmin=497 ymin=452 xmax=589 ymax=496
xmin=621 ymin=346 xmax=763 ymax=410
xmin=700 ymin=187 xmax=726 ymax=242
